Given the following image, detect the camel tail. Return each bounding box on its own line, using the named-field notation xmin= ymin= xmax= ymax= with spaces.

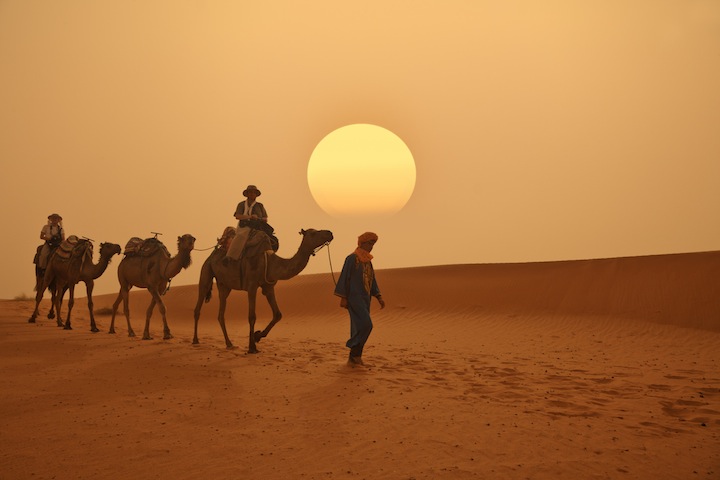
xmin=198 ymin=254 xmax=215 ymax=304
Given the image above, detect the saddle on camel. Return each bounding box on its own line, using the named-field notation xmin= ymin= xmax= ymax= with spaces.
xmin=122 ymin=236 xmax=171 ymax=258
xmin=34 ymin=235 xmax=93 ymax=276
xmin=55 ymin=235 xmax=94 ymax=260
xmin=221 ymin=219 xmax=279 ymax=262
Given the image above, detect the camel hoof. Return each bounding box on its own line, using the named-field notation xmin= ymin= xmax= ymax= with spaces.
xmin=63 ymin=325 xmax=72 ymax=330
xmin=163 ymin=334 xmax=173 ymax=340
xmin=108 ymin=328 xmax=115 ymax=334
xmin=253 ymin=331 xmax=264 ymax=342
xmin=128 ymin=331 xmax=136 ymax=338
xmin=142 ymin=335 xmax=153 ymax=340
xmin=56 ymin=322 xmax=64 ymax=328
xmin=91 ymin=327 xmax=99 ymax=333
xmin=28 ymin=318 xmax=36 ymax=323
xmin=48 ymin=312 xmax=55 ymax=319
xmin=226 ymin=344 xmax=237 ymax=350
xmin=192 ymin=339 xmax=199 ymax=345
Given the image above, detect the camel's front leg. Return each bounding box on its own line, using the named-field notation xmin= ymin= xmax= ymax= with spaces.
xmin=254 ymin=285 xmax=282 ymax=344
xmin=63 ymin=285 xmax=75 ymax=330
xmin=55 ymin=286 xmax=67 ymax=328
xmin=192 ymin=286 xmax=207 ymax=345
xmin=144 ymin=291 xmax=172 ymax=341
xmin=85 ymin=281 xmax=99 ymax=333
xmin=142 ymin=294 xmax=159 ymax=340
xmin=109 ymin=292 xmax=120 ymax=333
xmin=247 ymin=288 xmax=259 ymax=354
xmin=216 ymin=285 xmax=235 ymax=349
xmin=47 ymin=288 xmax=56 ymax=320
xmin=110 ymin=288 xmax=135 ymax=337
xmin=158 ymin=296 xmax=173 ymax=340
xmin=48 ymin=286 xmax=57 ymax=320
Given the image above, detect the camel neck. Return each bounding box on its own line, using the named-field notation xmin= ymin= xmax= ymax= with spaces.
xmin=267 ymin=247 xmax=312 ymax=282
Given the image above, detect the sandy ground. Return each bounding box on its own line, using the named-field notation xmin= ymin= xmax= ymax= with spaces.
xmin=1 ymin=251 xmax=719 ymax=479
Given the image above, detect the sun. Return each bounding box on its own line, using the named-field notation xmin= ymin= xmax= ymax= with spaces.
xmin=307 ymin=124 xmax=416 ymax=217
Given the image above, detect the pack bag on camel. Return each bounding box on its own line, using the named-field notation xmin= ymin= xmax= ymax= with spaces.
xmin=239 ymin=218 xmax=279 ymax=252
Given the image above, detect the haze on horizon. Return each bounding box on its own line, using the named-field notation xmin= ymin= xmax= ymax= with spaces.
xmin=1 ymin=1 xmax=718 ymax=300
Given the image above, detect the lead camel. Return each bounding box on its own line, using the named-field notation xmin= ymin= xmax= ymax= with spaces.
xmin=193 ymin=228 xmax=333 ymax=353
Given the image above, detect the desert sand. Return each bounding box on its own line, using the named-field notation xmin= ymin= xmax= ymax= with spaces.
xmin=1 ymin=251 xmax=719 ymax=479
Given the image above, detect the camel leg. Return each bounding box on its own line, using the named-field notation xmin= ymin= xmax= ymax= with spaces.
xmin=85 ymin=280 xmax=99 ymax=333
xmin=142 ymin=294 xmax=158 ymax=340
xmin=254 ymin=285 xmax=283 ymax=344
xmin=158 ymin=295 xmax=173 ymax=340
xmin=110 ymin=288 xmax=135 ymax=337
xmin=143 ymin=290 xmax=172 ymax=340
xmin=192 ymin=269 xmax=213 ymax=345
xmin=55 ymin=286 xmax=67 ymax=328
xmin=29 ymin=270 xmax=54 ymax=323
xmin=28 ymin=279 xmax=46 ymax=323
xmin=33 ymin=267 xmax=56 ymax=320
xmin=109 ymin=291 xmax=122 ymax=334
xmin=47 ymin=287 xmax=56 ymax=320
xmin=247 ymin=287 xmax=259 ymax=354
xmin=63 ymin=285 xmax=75 ymax=330
xmin=216 ymin=285 xmax=234 ymax=349
xmin=192 ymin=288 xmax=206 ymax=344
xmin=122 ymin=289 xmax=135 ymax=337
xmin=47 ymin=278 xmax=58 ymax=320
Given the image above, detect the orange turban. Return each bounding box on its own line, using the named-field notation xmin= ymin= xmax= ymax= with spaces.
xmin=357 ymin=232 xmax=378 ymax=245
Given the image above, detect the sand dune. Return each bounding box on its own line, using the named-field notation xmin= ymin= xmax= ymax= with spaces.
xmin=1 ymin=252 xmax=719 ymax=479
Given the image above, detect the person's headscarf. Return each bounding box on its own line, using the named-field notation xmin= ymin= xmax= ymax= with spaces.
xmin=357 ymin=232 xmax=378 ymax=246
xmin=354 ymin=232 xmax=378 ymax=264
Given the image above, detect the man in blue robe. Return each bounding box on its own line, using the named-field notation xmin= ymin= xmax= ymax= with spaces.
xmin=334 ymin=232 xmax=385 ymax=366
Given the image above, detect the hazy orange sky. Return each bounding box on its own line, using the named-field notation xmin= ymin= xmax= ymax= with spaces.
xmin=1 ymin=1 xmax=719 ymax=300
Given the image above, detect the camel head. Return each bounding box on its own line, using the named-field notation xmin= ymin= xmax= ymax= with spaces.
xmin=177 ymin=234 xmax=196 ymax=252
xmin=177 ymin=234 xmax=196 ymax=269
xmin=298 ymin=229 xmax=334 ymax=254
xmin=99 ymin=242 xmax=122 ymax=261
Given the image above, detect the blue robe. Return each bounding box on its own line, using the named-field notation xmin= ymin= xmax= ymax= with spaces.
xmin=334 ymin=253 xmax=380 ymax=355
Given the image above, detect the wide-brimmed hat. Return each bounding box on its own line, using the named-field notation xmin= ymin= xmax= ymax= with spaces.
xmin=243 ymin=185 xmax=261 ymax=197
xmin=48 ymin=213 xmax=63 ymax=221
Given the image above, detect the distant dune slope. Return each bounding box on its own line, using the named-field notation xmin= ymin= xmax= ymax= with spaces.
xmin=92 ymin=251 xmax=720 ymax=332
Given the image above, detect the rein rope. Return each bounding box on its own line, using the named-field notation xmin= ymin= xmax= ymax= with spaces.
xmin=262 ymin=251 xmax=277 ymax=286
xmin=312 ymin=241 xmax=337 ymax=287
xmin=194 ymin=244 xmax=218 ymax=252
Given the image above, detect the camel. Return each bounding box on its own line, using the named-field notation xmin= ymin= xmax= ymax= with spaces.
xmin=193 ymin=228 xmax=333 ymax=353
xmin=28 ymin=240 xmax=122 ymax=332
xmin=109 ymin=234 xmax=195 ymax=340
